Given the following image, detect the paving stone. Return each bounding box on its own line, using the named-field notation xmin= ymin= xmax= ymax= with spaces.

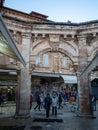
xmin=0 ymin=102 xmax=98 ymax=130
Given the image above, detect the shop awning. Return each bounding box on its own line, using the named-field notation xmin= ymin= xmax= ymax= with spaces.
xmin=0 ymin=14 xmax=26 ymax=66
xmin=32 ymin=72 xmax=60 ymax=78
xmin=60 ymin=74 xmax=77 ymax=84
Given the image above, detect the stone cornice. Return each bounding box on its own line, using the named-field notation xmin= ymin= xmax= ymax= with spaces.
xmin=33 ymin=20 xmax=98 ymax=26
xmin=0 ymin=6 xmax=50 ymax=22
xmin=2 ymin=8 xmax=98 ymax=37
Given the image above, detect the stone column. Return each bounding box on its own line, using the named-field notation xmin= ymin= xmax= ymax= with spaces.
xmin=78 ymin=73 xmax=93 ymax=116
xmin=15 ymin=32 xmax=31 ymax=118
xmin=78 ymin=35 xmax=88 ymax=71
xmin=78 ymin=35 xmax=92 ymax=116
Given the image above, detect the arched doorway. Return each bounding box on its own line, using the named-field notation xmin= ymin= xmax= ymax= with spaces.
xmin=30 ymin=46 xmax=78 ymax=118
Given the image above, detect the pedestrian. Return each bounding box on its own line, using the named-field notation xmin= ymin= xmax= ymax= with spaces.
xmin=44 ymin=93 xmax=52 ymax=118
xmin=30 ymin=94 xmax=33 ymax=110
xmin=34 ymin=94 xmax=41 ymax=111
xmin=58 ymin=94 xmax=63 ymax=109
xmin=0 ymin=93 xmax=3 ymax=105
xmin=51 ymin=91 xmax=58 ymax=117
xmin=40 ymin=92 xmax=44 ymax=109
xmin=63 ymin=93 xmax=67 ymax=105
xmin=92 ymin=95 xmax=96 ymax=111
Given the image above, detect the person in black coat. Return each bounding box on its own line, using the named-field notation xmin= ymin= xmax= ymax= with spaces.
xmin=0 ymin=93 xmax=3 ymax=105
xmin=44 ymin=93 xmax=52 ymax=118
xmin=34 ymin=94 xmax=41 ymax=111
xmin=58 ymin=94 xmax=63 ymax=109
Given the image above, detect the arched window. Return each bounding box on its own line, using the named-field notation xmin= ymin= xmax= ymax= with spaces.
xmin=43 ymin=54 xmax=49 ymax=66
xmin=36 ymin=57 xmax=40 ymax=66
xmin=62 ymin=56 xmax=68 ymax=68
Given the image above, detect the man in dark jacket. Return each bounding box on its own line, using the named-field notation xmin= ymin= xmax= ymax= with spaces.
xmin=0 ymin=93 xmax=3 ymax=105
xmin=30 ymin=94 xmax=33 ymax=110
xmin=58 ymin=94 xmax=63 ymax=109
xmin=34 ymin=94 xmax=41 ymax=111
xmin=44 ymin=93 xmax=52 ymax=118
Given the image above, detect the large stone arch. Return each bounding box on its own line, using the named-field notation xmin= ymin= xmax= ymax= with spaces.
xmin=31 ymin=39 xmax=50 ymax=55
xmin=59 ymin=40 xmax=78 ymax=60
xmin=30 ymin=37 xmax=79 ymax=79
xmin=31 ymin=38 xmax=78 ymax=64
xmin=60 ymin=40 xmax=78 ymax=54
xmin=88 ymin=39 xmax=98 ymax=61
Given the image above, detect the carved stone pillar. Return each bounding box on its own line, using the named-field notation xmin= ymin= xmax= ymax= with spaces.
xmin=78 ymin=73 xmax=93 ymax=116
xmin=77 ymin=35 xmax=93 ymax=116
xmin=15 ymin=32 xmax=31 ymax=118
xmin=78 ymin=35 xmax=88 ymax=71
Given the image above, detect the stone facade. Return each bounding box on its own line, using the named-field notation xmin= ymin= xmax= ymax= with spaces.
xmin=0 ymin=5 xmax=98 ymax=117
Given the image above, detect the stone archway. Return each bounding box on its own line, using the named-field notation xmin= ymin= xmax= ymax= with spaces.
xmin=30 ymin=37 xmax=78 ymax=112
xmin=2 ymin=4 xmax=98 ymax=118
xmin=30 ymin=37 xmax=78 ymax=73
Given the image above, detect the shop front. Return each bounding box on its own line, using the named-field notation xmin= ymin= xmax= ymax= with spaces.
xmin=60 ymin=74 xmax=77 ymax=102
xmin=0 ymin=80 xmax=17 ymax=103
xmin=31 ymin=72 xmax=63 ymax=100
xmin=0 ymin=14 xmax=25 ymax=117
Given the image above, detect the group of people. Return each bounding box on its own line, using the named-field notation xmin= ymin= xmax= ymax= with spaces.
xmin=30 ymin=92 xmax=97 ymax=118
xmin=33 ymin=91 xmax=63 ymax=118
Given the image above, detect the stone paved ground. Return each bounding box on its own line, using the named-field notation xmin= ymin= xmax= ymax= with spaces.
xmin=0 ymin=102 xmax=98 ymax=130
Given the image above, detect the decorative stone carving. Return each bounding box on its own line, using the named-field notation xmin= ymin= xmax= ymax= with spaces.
xmin=49 ymin=42 xmax=59 ymax=51
xmin=86 ymin=34 xmax=94 ymax=46
xmin=31 ymin=34 xmax=46 ymax=43
xmin=49 ymin=34 xmax=59 ymax=42
xmin=22 ymin=32 xmax=31 ymax=39
xmin=11 ymin=31 xmax=22 ymax=45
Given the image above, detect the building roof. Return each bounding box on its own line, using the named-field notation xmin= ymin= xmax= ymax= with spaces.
xmin=33 ymin=19 xmax=98 ymax=26
xmin=2 ymin=6 xmax=49 ymax=22
xmin=30 ymin=11 xmax=48 ymax=19
xmin=0 ymin=14 xmax=26 ymax=66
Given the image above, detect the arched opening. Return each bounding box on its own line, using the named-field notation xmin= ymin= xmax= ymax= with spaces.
xmin=31 ymin=49 xmax=78 ymax=116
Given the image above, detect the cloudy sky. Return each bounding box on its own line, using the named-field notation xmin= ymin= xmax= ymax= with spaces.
xmin=4 ymin=0 xmax=98 ymax=23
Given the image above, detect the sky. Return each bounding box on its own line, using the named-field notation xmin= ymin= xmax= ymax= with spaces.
xmin=4 ymin=0 xmax=98 ymax=23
